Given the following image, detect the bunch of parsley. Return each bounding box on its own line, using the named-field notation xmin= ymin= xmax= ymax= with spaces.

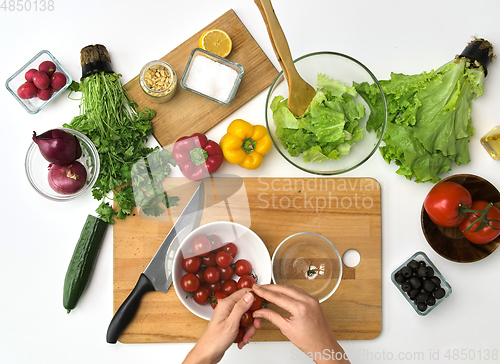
xmin=65 ymin=73 xmax=177 ymax=223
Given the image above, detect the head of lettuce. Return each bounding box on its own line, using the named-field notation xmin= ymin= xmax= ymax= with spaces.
xmin=355 ymin=38 xmax=494 ymax=183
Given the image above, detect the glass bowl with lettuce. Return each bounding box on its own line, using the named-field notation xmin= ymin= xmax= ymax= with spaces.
xmin=266 ymin=51 xmax=387 ymax=175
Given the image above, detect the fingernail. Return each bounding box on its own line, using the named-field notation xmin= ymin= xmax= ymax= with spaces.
xmin=252 ymin=283 xmax=261 ymax=289
xmin=253 ymin=313 xmax=262 ymax=318
xmin=244 ymin=292 xmax=253 ymax=303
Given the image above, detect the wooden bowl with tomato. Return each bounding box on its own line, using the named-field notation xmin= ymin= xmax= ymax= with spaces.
xmin=421 ymin=174 xmax=500 ymax=263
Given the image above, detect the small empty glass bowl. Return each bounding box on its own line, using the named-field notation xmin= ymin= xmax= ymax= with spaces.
xmin=272 ymin=232 xmax=342 ymax=302
xmin=5 ymin=50 xmax=73 ymax=114
xmin=180 ymin=48 xmax=244 ymax=106
xmin=25 ymin=128 xmax=100 ymax=201
xmin=265 ymin=51 xmax=387 ymax=175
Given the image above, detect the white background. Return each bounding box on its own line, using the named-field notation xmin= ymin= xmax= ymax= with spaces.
xmin=1 ymin=0 xmax=500 ymax=363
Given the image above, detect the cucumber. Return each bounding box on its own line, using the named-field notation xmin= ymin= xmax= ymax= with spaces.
xmin=63 ymin=214 xmax=107 ymax=313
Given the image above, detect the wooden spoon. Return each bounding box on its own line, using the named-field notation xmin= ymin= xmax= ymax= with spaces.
xmin=255 ymin=0 xmax=316 ymax=117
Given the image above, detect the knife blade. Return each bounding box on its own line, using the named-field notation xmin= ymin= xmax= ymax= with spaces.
xmin=106 ymin=181 xmax=205 ymax=344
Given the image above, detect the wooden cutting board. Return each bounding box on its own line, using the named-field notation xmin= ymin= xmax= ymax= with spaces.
xmin=112 ymin=177 xmax=382 ymax=343
xmin=123 ymin=9 xmax=279 ymax=148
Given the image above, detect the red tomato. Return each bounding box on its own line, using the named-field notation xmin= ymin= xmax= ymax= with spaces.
xmin=201 ymin=252 xmax=217 ymax=267
xmin=459 ymin=200 xmax=500 ymax=244
xmin=222 ymin=242 xmax=238 ymax=257
xmin=195 ymin=269 xmax=206 ymax=285
xmin=215 ymin=251 xmax=233 ymax=268
xmin=204 ymin=266 xmax=221 ymax=284
xmin=250 ymin=296 xmax=263 ymax=312
xmin=237 ymin=275 xmax=256 ymax=290
xmin=208 ymin=234 xmax=223 ymax=251
xmin=191 ymin=235 xmax=212 ymax=257
xmin=424 ymin=181 xmax=472 ymax=227
xmin=180 ymin=273 xmax=200 ymax=292
xmin=240 ymin=312 xmax=254 ymax=327
xmin=207 ymin=281 xmax=222 ymax=293
xmin=181 ymin=256 xmax=201 ymax=273
xmin=221 ymin=279 xmax=238 ymax=296
xmin=210 ymin=291 xmax=227 ymax=309
xmin=234 ymin=326 xmax=245 ymax=344
xmin=193 ymin=285 xmax=211 ymax=305
xmin=218 ymin=265 xmax=235 ymax=281
xmin=235 ymin=259 xmax=252 ymax=276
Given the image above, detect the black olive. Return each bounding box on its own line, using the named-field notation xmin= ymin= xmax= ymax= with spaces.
xmin=409 ymin=277 xmax=421 ymax=289
xmin=400 ymin=266 xmax=412 ymax=278
xmin=426 ymin=295 xmax=436 ymax=306
xmin=430 ymin=277 xmax=441 ymax=286
xmin=395 ymin=272 xmax=406 ymax=284
xmin=417 ymin=267 xmax=428 ymax=277
xmin=417 ymin=302 xmax=428 ymax=312
xmin=416 ymin=292 xmax=428 ymax=303
xmin=408 ymin=289 xmax=419 ymax=300
xmin=423 ymin=280 xmax=435 ymax=293
xmin=408 ymin=260 xmax=420 ymax=270
xmin=434 ymin=287 xmax=446 ymax=299
xmin=401 ymin=282 xmax=412 ymax=292
xmin=426 ymin=267 xmax=435 ymax=277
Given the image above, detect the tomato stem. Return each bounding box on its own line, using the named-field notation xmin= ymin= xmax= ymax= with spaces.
xmin=460 ymin=202 xmax=500 ymax=233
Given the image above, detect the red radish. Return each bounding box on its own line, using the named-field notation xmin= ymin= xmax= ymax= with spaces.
xmin=32 ymin=71 xmax=50 ymax=90
xmin=39 ymin=61 xmax=56 ymax=77
xmin=50 ymin=72 xmax=67 ymax=91
xmin=48 ymin=161 xmax=87 ymax=195
xmin=37 ymin=87 xmax=53 ymax=101
xmin=25 ymin=69 xmax=37 ymax=83
xmin=17 ymin=82 xmax=38 ymax=99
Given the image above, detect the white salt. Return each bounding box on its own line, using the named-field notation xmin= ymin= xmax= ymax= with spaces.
xmin=185 ymin=55 xmax=239 ymax=103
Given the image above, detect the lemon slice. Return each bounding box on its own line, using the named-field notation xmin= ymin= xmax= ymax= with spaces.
xmin=199 ymin=29 xmax=232 ymax=58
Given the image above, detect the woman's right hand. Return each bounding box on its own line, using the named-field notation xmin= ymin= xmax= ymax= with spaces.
xmin=251 ymin=284 xmax=350 ymax=363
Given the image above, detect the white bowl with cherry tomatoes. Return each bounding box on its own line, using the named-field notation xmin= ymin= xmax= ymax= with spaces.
xmin=172 ymin=221 xmax=272 ymax=320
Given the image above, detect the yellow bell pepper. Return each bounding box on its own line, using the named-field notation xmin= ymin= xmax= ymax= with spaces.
xmin=220 ymin=119 xmax=272 ymax=170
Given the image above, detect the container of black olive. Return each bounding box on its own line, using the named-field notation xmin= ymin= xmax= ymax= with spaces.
xmin=391 ymin=251 xmax=452 ymax=316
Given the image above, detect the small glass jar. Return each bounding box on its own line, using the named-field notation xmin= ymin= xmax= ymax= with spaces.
xmin=139 ymin=60 xmax=177 ymax=103
xmin=480 ymin=126 xmax=500 ymax=160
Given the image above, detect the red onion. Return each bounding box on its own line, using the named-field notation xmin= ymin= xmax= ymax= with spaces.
xmin=33 ymin=129 xmax=82 ymax=165
xmin=48 ymin=161 xmax=87 ymax=195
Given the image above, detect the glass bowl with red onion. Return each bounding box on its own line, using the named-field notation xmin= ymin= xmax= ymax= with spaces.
xmin=25 ymin=128 xmax=100 ymax=201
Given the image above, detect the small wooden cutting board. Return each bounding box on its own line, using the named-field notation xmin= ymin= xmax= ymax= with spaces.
xmin=123 ymin=9 xmax=279 ymax=148
xmin=112 ymin=177 xmax=382 ymax=343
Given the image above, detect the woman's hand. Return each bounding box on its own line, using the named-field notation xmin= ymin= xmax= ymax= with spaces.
xmin=251 ymin=284 xmax=350 ymax=364
xmin=183 ymin=289 xmax=257 ymax=364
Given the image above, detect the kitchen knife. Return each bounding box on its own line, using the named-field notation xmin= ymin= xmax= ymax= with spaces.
xmin=106 ymin=182 xmax=205 ymax=344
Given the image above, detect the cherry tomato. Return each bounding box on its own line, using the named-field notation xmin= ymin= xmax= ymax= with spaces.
xmin=424 ymin=181 xmax=472 ymax=227
xmin=235 ymin=259 xmax=252 ymax=276
xmin=249 ymin=295 xmax=263 ymax=312
xmin=180 ymin=273 xmax=200 ymax=292
xmin=222 ymin=242 xmax=238 ymax=257
xmin=240 ymin=312 xmax=254 ymax=327
xmin=234 ymin=326 xmax=245 ymax=343
xmin=237 ymin=275 xmax=256 ymax=290
xmin=193 ymin=285 xmax=211 ymax=305
xmin=201 ymin=252 xmax=217 ymax=267
xmin=208 ymin=234 xmax=223 ymax=251
xmin=195 ymin=269 xmax=206 ymax=285
xmin=207 ymin=281 xmax=222 ymax=293
xmin=210 ymin=291 xmax=227 ymax=309
xmin=215 ymin=251 xmax=233 ymax=268
xmin=218 ymin=265 xmax=235 ymax=281
xmin=204 ymin=266 xmax=221 ymax=284
xmin=181 ymin=256 xmax=201 ymax=273
xmin=459 ymin=200 xmax=500 ymax=244
xmin=221 ymin=279 xmax=238 ymax=296
xmin=191 ymin=235 xmax=212 ymax=257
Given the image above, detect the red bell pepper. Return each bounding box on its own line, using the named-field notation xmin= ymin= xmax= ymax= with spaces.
xmin=173 ymin=133 xmax=223 ymax=180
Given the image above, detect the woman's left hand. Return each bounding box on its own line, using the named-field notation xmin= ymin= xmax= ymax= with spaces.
xmin=183 ymin=289 xmax=257 ymax=364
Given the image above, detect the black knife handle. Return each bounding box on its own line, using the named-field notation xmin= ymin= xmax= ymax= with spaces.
xmin=106 ymin=273 xmax=155 ymax=343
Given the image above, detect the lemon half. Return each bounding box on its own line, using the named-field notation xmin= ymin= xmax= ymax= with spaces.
xmin=199 ymin=29 xmax=232 ymax=58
